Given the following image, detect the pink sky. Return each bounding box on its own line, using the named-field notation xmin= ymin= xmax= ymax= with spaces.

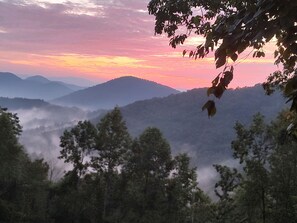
xmin=0 ymin=0 xmax=278 ymax=90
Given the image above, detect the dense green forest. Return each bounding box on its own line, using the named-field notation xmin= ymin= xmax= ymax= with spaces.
xmin=1 ymin=106 xmax=297 ymax=222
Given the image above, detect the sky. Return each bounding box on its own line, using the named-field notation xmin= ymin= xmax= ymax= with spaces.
xmin=0 ymin=0 xmax=279 ymax=90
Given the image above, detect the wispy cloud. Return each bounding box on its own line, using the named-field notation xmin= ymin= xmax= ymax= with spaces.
xmin=0 ymin=0 xmax=277 ymax=89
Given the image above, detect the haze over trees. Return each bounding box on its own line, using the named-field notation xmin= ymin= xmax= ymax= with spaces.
xmin=2 ymin=105 xmax=297 ymax=222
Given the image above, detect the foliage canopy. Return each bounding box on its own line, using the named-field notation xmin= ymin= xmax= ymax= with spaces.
xmin=148 ymin=0 xmax=297 ymax=116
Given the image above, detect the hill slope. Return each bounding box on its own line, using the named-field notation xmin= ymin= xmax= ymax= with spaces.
xmin=52 ymin=76 xmax=180 ymax=110
xmin=26 ymin=75 xmax=51 ymax=84
xmin=0 ymin=97 xmax=49 ymax=110
xmin=99 ymin=85 xmax=285 ymax=167
xmin=0 ymin=72 xmax=80 ymax=100
xmin=0 ymin=97 xmax=88 ymax=131
xmin=25 ymin=75 xmax=85 ymax=91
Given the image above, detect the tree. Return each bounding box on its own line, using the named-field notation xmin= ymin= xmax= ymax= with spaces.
xmin=148 ymin=0 xmax=297 ymax=115
xmin=91 ymin=107 xmax=132 ymax=173
xmin=0 ymin=107 xmax=22 ymax=183
xmin=268 ymin=111 xmax=297 ymax=223
xmin=91 ymin=107 xmax=132 ymax=221
xmin=213 ymin=165 xmax=242 ymax=223
xmin=0 ymin=108 xmax=50 ymax=222
xmin=231 ymin=114 xmax=273 ymax=223
xmin=166 ymin=154 xmax=206 ymax=223
xmin=121 ymin=127 xmax=173 ymax=223
xmin=59 ymin=120 xmax=97 ymax=178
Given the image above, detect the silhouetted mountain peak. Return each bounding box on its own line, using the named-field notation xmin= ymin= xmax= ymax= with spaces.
xmin=105 ymin=76 xmax=175 ymax=88
xmin=53 ymin=76 xmax=180 ymax=110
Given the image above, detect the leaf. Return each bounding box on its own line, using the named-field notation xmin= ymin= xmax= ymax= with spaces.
xmin=189 ymin=51 xmax=194 ymax=57
xmin=274 ymin=50 xmax=279 ymax=58
xmin=205 ymin=33 xmax=213 ymax=48
xmin=290 ymin=98 xmax=297 ymax=111
xmin=222 ymin=71 xmax=233 ymax=87
xmin=284 ymin=77 xmax=297 ymax=97
xmin=202 ymin=100 xmax=216 ymax=117
xmin=238 ymin=42 xmax=247 ymax=54
xmin=230 ymin=66 xmax=234 ymax=73
xmin=215 ymin=49 xmax=227 ymax=68
xmin=183 ymin=50 xmax=187 ymax=57
xmin=212 ymin=74 xmax=221 ymax=87
xmin=216 ymin=56 xmax=226 ymax=68
xmin=207 ymin=87 xmax=215 ymax=96
xmin=230 ymin=53 xmax=238 ymax=62
xmin=193 ymin=15 xmax=201 ymax=26
xmin=214 ymin=84 xmax=225 ymax=98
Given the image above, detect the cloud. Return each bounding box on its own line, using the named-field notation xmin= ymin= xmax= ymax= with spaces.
xmin=0 ymin=0 xmax=158 ymax=55
xmin=0 ymin=0 xmax=278 ymax=89
xmin=46 ymin=54 xmax=157 ymax=69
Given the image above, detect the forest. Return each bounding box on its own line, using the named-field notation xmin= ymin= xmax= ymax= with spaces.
xmin=1 ymin=106 xmax=297 ymax=223
xmin=1 ymin=0 xmax=296 ymax=222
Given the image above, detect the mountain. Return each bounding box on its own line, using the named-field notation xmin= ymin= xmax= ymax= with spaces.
xmin=52 ymin=76 xmax=180 ymax=110
xmin=0 ymin=72 xmax=83 ymax=100
xmin=0 ymin=72 xmax=23 ymax=82
xmin=50 ymin=76 xmax=95 ymax=88
xmin=26 ymin=75 xmax=51 ymax=84
xmin=0 ymin=97 xmax=88 ymax=131
xmin=92 ymin=85 xmax=286 ymax=167
xmin=25 ymin=75 xmax=85 ymax=91
xmin=0 ymin=97 xmax=49 ymax=110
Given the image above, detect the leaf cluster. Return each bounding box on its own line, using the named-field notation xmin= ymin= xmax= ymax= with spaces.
xmin=148 ymin=0 xmax=297 ymax=115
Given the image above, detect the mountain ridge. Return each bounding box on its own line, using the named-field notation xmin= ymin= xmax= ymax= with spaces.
xmin=92 ymin=84 xmax=286 ymax=167
xmin=52 ymin=76 xmax=180 ymax=110
xmin=0 ymin=72 xmax=85 ymax=100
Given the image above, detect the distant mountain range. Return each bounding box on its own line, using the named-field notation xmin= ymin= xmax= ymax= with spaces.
xmin=91 ymin=85 xmax=287 ymax=167
xmin=0 ymin=71 xmax=288 ymax=168
xmin=26 ymin=75 xmax=84 ymax=91
xmin=52 ymin=76 xmax=180 ymax=110
xmin=0 ymin=72 xmax=84 ymax=100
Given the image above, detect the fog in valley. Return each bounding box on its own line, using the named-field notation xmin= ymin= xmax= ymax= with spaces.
xmin=12 ymin=106 xmax=237 ymax=193
xmin=12 ymin=106 xmax=92 ymax=181
xmin=0 ymin=74 xmax=287 ymax=194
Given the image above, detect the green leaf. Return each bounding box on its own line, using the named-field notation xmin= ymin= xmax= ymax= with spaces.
xmin=193 ymin=15 xmax=201 ymax=26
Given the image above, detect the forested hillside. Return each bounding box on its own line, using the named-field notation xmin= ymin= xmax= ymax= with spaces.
xmin=2 ymin=106 xmax=297 ymax=223
xmin=93 ymin=85 xmax=286 ymax=166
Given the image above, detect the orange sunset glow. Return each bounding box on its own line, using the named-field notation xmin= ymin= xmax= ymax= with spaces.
xmin=0 ymin=0 xmax=278 ymax=90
